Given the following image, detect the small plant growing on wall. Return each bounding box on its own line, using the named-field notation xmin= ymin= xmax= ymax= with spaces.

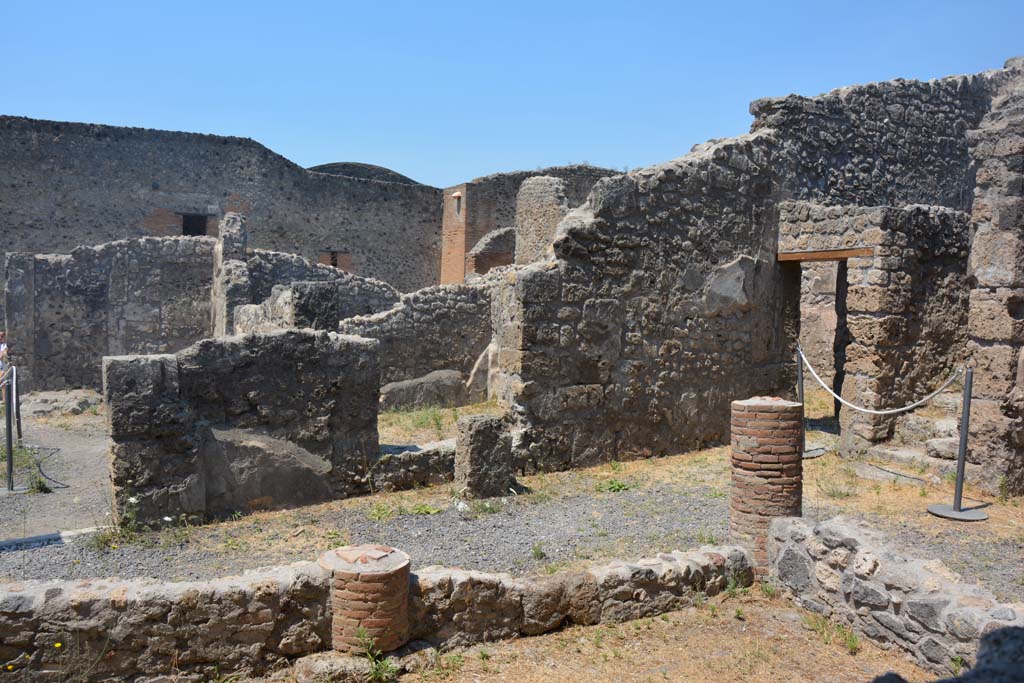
xmin=356 ymin=627 xmax=399 ymax=683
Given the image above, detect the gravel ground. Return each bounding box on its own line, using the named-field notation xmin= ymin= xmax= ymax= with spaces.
xmin=1 ymin=477 xmax=1021 ymax=604
xmin=0 ymin=414 xmax=111 ymax=539
xmin=0 ymin=407 xmax=1019 ymax=605
xmin=0 ymin=483 xmax=730 ymax=583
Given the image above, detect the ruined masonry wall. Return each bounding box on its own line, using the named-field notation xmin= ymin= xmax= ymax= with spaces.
xmin=770 ymin=517 xmax=1024 ymax=675
xmin=4 ymin=236 xmax=216 ymax=391
xmin=780 ymin=202 xmax=971 ymax=448
xmin=496 ymin=132 xmax=802 ymax=472
xmin=964 ymin=59 xmax=1024 ymax=495
xmin=514 ymin=175 xmax=572 ymax=265
xmin=0 ymin=115 xmax=444 ymax=294
xmin=0 ymin=546 xmax=751 ymax=680
xmin=103 ymin=330 xmax=379 ymax=523
xmin=753 ymin=73 xmax=993 ymax=210
xmin=337 ymin=282 xmax=492 ymax=385
xmin=234 ymin=277 xmax=400 ymax=335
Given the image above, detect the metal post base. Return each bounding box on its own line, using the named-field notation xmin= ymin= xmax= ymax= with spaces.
xmin=927 ymin=503 xmax=989 ymax=521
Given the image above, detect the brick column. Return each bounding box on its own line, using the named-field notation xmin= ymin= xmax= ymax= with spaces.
xmin=318 ymin=544 xmax=411 ymax=653
xmin=729 ymin=396 xmax=803 ymax=577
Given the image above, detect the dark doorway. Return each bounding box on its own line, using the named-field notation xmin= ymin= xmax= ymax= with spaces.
xmin=181 ymin=214 xmax=208 ymax=236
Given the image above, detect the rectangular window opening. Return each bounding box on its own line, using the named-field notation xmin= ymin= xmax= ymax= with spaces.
xmin=181 ymin=214 xmax=209 ymax=236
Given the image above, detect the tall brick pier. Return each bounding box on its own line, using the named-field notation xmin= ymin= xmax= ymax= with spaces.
xmin=729 ymin=396 xmax=803 ymax=577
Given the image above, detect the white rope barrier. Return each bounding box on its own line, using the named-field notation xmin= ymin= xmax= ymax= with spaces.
xmin=797 ymin=346 xmax=961 ymax=416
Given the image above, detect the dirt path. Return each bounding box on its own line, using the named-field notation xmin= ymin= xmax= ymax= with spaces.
xmin=0 ymin=412 xmax=111 ymax=540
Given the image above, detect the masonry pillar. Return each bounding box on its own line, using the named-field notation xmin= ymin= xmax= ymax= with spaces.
xmin=318 ymin=544 xmax=411 ymax=653
xmin=729 ymin=397 xmax=803 ymax=577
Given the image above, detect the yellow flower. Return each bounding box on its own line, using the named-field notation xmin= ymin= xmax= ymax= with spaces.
xmin=6 ymin=664 xmax=13 ymax=670
xmin=54 ymin=642 xmax=62 ymax=648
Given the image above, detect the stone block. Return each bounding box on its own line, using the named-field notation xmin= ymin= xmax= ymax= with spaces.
xmin=380 ymin=369 xmax=468 ymax=411
xmin=454 ymin=415 xmax=513 ymax=498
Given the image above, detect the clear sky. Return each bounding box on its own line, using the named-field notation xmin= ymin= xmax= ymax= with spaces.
xmin=1 ymin=1 xmax=1021 ymax=188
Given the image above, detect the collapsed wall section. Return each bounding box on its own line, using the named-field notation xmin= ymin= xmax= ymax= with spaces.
xmin=496 ymin=133 xmax=801 ymax=471
xmin=234 ymin=278 xmax=400 ymax=334
xmin=103 ymin=330 xmax=379 ymax=523
xmin=5 ymin=236 xmax=216 ymax=391
xmin=337 ymin=282 xmax=493 ymax=386
xmin=439 ymin=165 xmax=617 ymax=284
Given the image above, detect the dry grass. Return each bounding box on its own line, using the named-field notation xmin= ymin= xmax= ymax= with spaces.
xmin=385 ymin=594 xmax=926 ymax=682
xmin=379 ymin=401 xmax=505 ymax=445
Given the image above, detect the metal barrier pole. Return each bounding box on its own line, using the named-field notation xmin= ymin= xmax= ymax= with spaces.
xmin=928 ymin=367 xmax=987 ymax=521
xmin=5 ymin=375 xmax=12 ymax=492
xmin=13 ymin=367 xmax=22 ymax=443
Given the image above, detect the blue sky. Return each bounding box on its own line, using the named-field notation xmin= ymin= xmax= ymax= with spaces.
xmin=1 ymin=1 xmax=1021 ymax=187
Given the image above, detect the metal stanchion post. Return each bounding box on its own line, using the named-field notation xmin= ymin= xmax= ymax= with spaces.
xmin=13 ymin=367 xmax=22 ymax=443
xmin=928 ymin=367 xmax=988 ymax=521
xmin=5 ymin=376 xmax=13 ymax=492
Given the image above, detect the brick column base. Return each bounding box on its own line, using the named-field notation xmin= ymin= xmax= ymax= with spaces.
xmin=318 ymin=544 xmax=411 ymax=653
xmin=729 ymin=396 xmax=803 ymax=578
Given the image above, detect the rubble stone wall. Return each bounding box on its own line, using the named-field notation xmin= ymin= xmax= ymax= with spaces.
xmin=0 ymin=563 xmax=332 ymax=681
xmin=780 ymin=202 xmax=972 ymax=448
xmin=514 ymin=176 xmax=572 ymax=265
xmin=338 ymin=283 xmax=493 ymax=385
xmin=439 ymin=165 xmax=617 ymax=284
xmin=4 ymin=236 xmax=216 ymax=391
xmin=234 ymin=278 xmax=400 ymax=334
xmin=964 ymin=59 xmax=1024 ymax=495
xmin=0 ymin=546 xmax=751 ymax=680
xmin=770 ymin=516 xmax=1024 ymax=675
xmin=495 ymin=133 xmax=802 ymax=472
xmin=103 ymin=330 xmax=380 ymax=523
xmin=0 ymin=116 xmax=445 ymax=294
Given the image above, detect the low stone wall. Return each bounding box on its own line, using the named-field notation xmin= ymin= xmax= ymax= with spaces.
xmin=769 ymin=516 xmax=1024 ymax=675
xmin=1 ymin=546 xmax=751 ymax=680
xmin=338 ymin=282 xmax=493 ymax=385
xmin=0 ymin=562 xmax=331 ymax=681
xmin=104 ymin=330 xmax=380 ymax=523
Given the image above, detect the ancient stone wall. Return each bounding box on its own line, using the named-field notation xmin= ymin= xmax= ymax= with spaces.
xmin=0 ymin=116 xmax=444 ymax=295
xmin=465 ymin=227 xmax=514 ymax=276
xmin=799 ymin=261 xmax=839 ymax=385
xmin=770 ymin=517 xmax=1024 ymax=675
xmin=4 ymin=236 xmax=216 ymax=391
xmin=337 ymin=282 xmax=493 ymax=385
xmin=495 ymin=133 xmax=802 ymax=471
xmin=103 ymin=330 xmax=379 ymax=523
xmin=439 ymin=165 xmax=616 ymax=283
xmin=0 ymin=563 xmax=331 ymax=681
xmin=964 ymin=58 xmax=1024 ymax=495
xmin=753 ymin=73 xmax=994 ymax=210
xmin=514 ymin=175 xmax=572 ymax=265
xmin=492 ymin=62 xmax=1010 ymax=475
xmin=780 ymin=202 xmax=972 ymax=448
xmin=234 ymin=277 xmax=400 ymax=335
xmin=0 ymin=546 xmax=751 ymax=680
